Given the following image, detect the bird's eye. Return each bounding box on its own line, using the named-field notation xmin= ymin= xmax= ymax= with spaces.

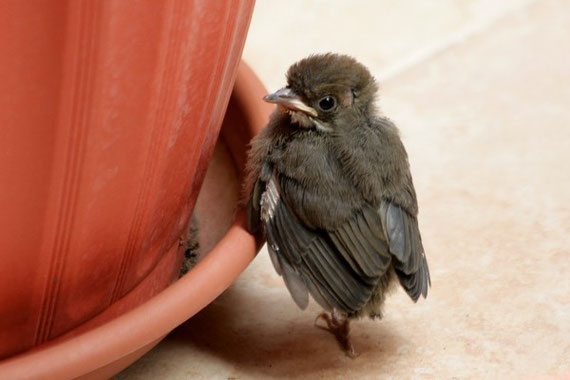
xmin=318 ymin=96 xmax=336 ymax=111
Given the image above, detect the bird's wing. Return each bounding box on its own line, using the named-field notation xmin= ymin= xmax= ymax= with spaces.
xmin=378 ymin=200 xmax=430 ymax=301
xmin=249 ymin=163 xmax=430 ymax=312
xmin=259 ymin=173 xmax=393 ymax=314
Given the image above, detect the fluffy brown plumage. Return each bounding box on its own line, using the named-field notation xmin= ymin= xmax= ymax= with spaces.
xmin=244 ymin=53 xmax=430 ymax=356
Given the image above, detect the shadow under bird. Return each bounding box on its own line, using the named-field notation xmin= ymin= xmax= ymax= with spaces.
xmin=244 ymin=53 xmax=430 ymax=357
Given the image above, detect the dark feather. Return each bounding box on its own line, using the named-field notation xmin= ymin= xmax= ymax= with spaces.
xmin=380 ymin=200 xmax=430 ymax=302
xmin=246 ymin=178 xmax=264 ymax=234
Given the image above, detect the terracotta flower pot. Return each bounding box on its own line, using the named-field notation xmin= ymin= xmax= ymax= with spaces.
xmin=0 ymin=0 xmax=271 ymax=378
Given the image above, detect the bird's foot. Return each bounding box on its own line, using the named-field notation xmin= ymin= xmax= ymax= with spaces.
xmin=314 ymin=311 xmax=358 ymax=358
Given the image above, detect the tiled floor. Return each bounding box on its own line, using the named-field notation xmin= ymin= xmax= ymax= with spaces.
xmin=115 ymin=1 xmax=570 ymax=378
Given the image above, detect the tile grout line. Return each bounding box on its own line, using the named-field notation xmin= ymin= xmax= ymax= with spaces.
xmin=379 ymin=0 xmax=537 ymax=83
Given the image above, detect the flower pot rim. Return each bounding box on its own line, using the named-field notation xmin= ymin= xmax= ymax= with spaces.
xmin=0 ymin=214 xmax=257 ymax=380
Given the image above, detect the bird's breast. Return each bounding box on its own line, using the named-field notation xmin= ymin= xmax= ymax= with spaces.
xmin=267 ymin=135 xmax=364 ymax=230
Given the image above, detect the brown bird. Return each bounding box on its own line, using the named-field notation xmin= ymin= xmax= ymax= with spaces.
xmin=244 ymin=53 xmax=430 ymax=357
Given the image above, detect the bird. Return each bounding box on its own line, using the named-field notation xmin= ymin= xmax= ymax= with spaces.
xmin=243 ymin=53 xmax=430 ymax=357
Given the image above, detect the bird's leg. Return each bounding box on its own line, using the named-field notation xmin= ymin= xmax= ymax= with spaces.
xmin=314 ymin=309 xmax=358 ymax=358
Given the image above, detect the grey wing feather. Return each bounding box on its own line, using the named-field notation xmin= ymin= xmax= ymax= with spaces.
xmin=266 ymin=241 xmax=282 ymax=275
xmin=279 ymin=255 xmax=309 ymax=310
xmin=303 ymin=274 xmax=333 ymax=311
xmin=328 ymin=208 xmax=392 ymax=280
xmin=380 ymin=200 xmax=430 ymax=301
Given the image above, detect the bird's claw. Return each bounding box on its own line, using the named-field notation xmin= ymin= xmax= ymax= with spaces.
xmin=314 ymin=312 xmax=336 ymax=330
xmin=314 ymin=312 xmax=359 ymax=358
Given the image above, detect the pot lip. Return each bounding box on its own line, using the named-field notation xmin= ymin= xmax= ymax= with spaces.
xmin=0 ymin=61 xmax=271 ymax=380
xmin=0 ymin=214 xmax=258 ymax=379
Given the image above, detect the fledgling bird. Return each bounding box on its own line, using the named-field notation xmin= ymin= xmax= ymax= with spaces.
xmin=244 ymin=53 xmax=430 ymax=357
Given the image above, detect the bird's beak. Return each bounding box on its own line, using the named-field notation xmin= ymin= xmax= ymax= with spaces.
xmin=263 ymin=88 xmax=318 ymax=117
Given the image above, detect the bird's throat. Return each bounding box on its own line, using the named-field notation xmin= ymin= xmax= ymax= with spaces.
xmin=285 ymin=108 xmax=332 ymax=132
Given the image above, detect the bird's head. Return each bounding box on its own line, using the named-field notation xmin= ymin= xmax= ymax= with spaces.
xmin=263 ymin=53 xmax=378 ymax=132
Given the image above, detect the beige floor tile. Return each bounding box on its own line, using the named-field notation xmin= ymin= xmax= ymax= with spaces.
xmin=242 ymin=0 xmax=533 ymax=91
xmin=115 ymin=0 xmax=569 ymax=378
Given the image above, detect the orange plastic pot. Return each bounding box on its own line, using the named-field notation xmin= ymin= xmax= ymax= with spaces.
xmin=0 ymin=0 xmax=271 ymax=378
xmin=0 ymin=62 xmax=271 ymax=379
